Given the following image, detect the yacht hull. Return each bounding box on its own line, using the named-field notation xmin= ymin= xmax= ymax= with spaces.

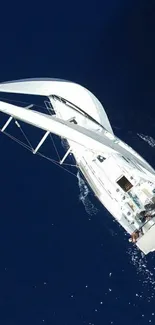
xmin=0 ymin=78 xmax=155 ymax=254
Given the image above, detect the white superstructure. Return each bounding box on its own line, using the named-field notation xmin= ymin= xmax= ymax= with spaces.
xmin=0 ymin=78 xmax=155 ymax=255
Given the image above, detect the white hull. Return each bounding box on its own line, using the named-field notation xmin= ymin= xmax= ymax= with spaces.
xmin=0 ymin=78 xmax=155 ymax=255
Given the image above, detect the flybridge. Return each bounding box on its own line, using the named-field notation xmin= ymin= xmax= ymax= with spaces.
xmin=0 ymin=78 xmax=155 ymax=255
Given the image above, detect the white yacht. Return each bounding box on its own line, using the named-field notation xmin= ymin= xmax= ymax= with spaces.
xmin=0 ymin=78 xmax=155 ymax=255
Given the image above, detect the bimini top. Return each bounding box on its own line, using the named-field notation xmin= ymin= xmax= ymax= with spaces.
xmin=0 ymin=78 xmax=113 ymax=134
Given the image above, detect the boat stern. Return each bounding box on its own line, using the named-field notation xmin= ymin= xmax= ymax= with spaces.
xmin=136 ymin=222 xmax=155 ymax=255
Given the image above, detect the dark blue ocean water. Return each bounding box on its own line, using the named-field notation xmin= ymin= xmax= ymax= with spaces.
xmin=0 ymin=1 xmax=155 ymax=324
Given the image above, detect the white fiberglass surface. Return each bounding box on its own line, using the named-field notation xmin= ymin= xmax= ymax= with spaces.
xmin=0 ymin=78 xmax=113 ymax=134
xmin=1 ymin=80 xmax=155 ymax=254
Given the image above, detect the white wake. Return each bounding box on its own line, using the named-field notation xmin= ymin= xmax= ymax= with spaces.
xmin=127 ymin=246 xmax=155 ymax=302
xmin=137 ymin=133 xmax=155 ymax=147
xmin=77 ymin=171 xmax=98 ymax=217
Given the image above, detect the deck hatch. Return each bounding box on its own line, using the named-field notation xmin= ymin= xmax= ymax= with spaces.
xmin=117 ymin=175 xmax=133 ymax=192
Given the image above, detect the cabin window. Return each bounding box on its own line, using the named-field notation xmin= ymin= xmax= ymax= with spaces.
xmin=97 ymin=155 xmax=105 ymax=162
xmin=117 ymin=175 xmax=133 ymax=192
